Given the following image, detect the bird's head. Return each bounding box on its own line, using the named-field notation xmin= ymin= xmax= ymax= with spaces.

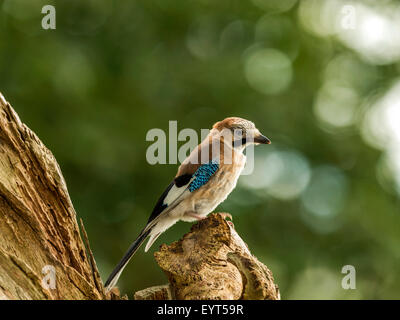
xmin=212 ymin=117 xmax=271 ymax=149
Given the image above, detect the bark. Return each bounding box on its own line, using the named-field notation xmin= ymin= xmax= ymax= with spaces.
xmin=0 ymin=92 xmax=279 ymax=300
xmin=0 ymin=93 xmax=104 ymax=299
xmin=134 ymin=213 xmax=280 ymax=300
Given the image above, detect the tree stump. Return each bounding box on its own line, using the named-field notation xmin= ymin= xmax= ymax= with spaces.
xmin=134 ymin=213 xmax=280 ymax=300
xmin=0 ymin=92 xmax=279 ymax=300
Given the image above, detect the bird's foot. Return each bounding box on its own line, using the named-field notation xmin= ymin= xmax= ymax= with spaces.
xmin=219 ymin=212 xmax=232 ymax=221
xmin=219 ymin=212 xmax=234 ymax=228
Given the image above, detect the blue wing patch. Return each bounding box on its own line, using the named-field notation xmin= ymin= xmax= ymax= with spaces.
xmin=189 ymin=161 xmax=219 ymax=192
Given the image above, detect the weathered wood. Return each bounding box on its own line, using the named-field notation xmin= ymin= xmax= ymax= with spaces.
xmin=135 ymin=213 xmax=280 ymax=300
xmin=134 ymin=284 xmax=173 ymax=300
xmin=0 ymin=92 xmax=103 ymax=299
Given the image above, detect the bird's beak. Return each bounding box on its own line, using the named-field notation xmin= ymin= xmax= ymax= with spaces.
xmin=254 ymin=134 xmax=271 ymax=145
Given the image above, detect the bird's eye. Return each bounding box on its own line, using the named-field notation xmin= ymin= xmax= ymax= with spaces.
xmin=241 ymin=137 xmax=247 ymax=144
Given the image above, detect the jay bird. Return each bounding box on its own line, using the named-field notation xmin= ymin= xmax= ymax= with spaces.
xmin=105 ymin=117 xmax=270 ymax=291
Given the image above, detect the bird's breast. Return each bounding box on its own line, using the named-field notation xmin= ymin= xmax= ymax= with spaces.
xmin=192 ymin=153 xmax=246 ymax=215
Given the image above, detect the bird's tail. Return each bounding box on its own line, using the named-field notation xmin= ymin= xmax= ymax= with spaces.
xmin=104 ymin=228 xmax=152 ymax=292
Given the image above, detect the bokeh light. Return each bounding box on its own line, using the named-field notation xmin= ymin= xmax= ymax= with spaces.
xmin=338 ymin=3 xmax=400 ymax=65
xmin=362 ymin=81 xmax=400 ymax=194
xmin=299 ymin=0 xmax=400 ymax=65
xmin=241 ymin=147 xmax=311 ymax=200
xmin=314 ymin=81 xmax=359 ymax=128
xmin=244 ymin=48 xmax=293 ymax=95
xmin=300 ymin=166 xmax=348 ymax=233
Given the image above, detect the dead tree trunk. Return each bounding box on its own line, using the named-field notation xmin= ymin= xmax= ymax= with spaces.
xmin=0 ymin=93 xmax=104 ymax=299
xmin=0 ymin=92 xmax=279 ymax=300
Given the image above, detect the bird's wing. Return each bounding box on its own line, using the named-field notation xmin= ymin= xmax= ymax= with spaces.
xmin=146 ymin=133 xmax=225 ymax=226
xmin=146 ymin=160 xmax=220 ymax=226
xmin=104 ymin=161 xmax=220 ymax=291
xmin=146 ymin=176 xmax=191 ymax=224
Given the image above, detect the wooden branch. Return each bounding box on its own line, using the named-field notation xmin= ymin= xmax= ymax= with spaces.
xmin=134 ymin=213 xmax=280 ymax=300
xmin=0 ymin=92 xmax=279 ymax=300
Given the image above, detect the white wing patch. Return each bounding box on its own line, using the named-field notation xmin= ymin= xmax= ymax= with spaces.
xmin=163 ymin=177 xmax=194 ymax=206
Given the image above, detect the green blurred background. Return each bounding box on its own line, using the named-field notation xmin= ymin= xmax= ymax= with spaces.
xmin=1 ymin=0 xmax=399 ymax=299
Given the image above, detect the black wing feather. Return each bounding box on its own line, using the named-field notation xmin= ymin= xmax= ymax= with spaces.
xmin=146 ymin=174 xmax=193 ymax=224
xmin=174 ymin=174 xmax=192 ymax=187
xmin=147 ymin=181 xmax=174 ymax=223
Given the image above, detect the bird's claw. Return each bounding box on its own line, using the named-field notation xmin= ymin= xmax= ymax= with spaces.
xmin=219 ymin=212 xmax=233 ymax=221
xmin=219 ymin=213 xmax=234 ymax=228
